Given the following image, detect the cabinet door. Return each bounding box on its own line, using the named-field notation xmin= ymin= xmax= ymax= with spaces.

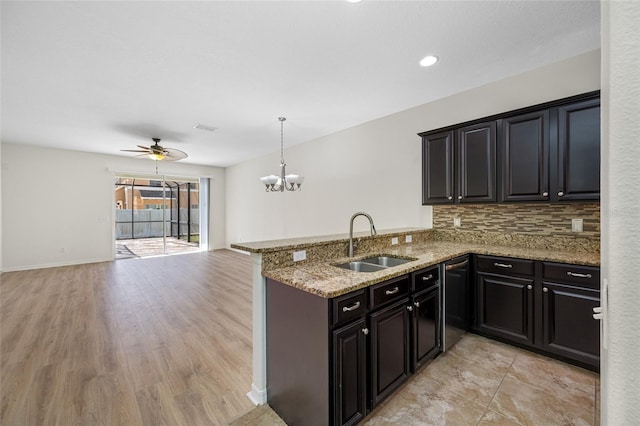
xmin=541 ymin=282 xmax=600 ymax=369
xmin=412 ymin=287 xmax=440 ymax=371
xmin=457 ymin=121 xmax=497 ymax=203
xmin=476 ymin=273 xmax=534 ymax=346
xmin=422 ymin=131 xmax=454 ymax=204
xmin=554 ymin=98 xmax=600 ymax=201
xmin=500 ymin=110 xmax=549 ymax=202
xmin=370 ymin=298 xmax=411 ymax=408
xmin=333 ymin=318 xmax=367 ymax=426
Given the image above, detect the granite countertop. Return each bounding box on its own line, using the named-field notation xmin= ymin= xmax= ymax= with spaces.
xmin=263 ymin=241 xmax=600 ymax=298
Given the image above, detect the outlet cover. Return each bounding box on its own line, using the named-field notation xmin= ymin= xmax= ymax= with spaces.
xmin=391 ymin=237 xmax=399 ymax=245
xmin=571 ymin=219 xmax=583 ymax=233
xmin=293 ymin=250 xmax=307 ymax=262
xmin=454 ymin=217 xmax=461 ymax=228
xmin=405 ymin=235 xmax=412 ymax=243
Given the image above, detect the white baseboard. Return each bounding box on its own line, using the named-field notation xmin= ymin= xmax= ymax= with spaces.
xmin=246 ymin=384 xmax=267 ymax=406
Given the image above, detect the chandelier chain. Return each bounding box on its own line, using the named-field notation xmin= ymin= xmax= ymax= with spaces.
xmin=279 ymin=117 xmax=285 ymax=164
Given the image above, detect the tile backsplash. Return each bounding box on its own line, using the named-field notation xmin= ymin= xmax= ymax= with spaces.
xmin=432 ymin=203 xmax=600 ymax=239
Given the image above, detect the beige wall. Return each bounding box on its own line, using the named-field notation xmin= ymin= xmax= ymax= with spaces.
xmin=225 ymin=50 xmax=601 ymax=246
xmin=0 ymin=144 xmax=226 ymax=271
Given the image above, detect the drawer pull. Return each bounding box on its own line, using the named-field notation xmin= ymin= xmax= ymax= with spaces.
xmin=342 ymin=301 xmax=361 ymax=312
xmin=385 ymin=286 xmax=400 ymax=295
xmin=362 ymin=328 xmax=369 ymax=335
xmin=567 ymin=271 xmax=592 ymax=279
xmin=421 ymin=274 xmax=433 ymax=281
xmin=543 ymin=287 xmax=549 ymax=293
xmin=527 ymin=285 xmax=532 ymax=290
xmin=414 ymin=301 xmax=420 ymax=308
xmin=494 ymin=262 xmax=513 ymax=269
xmin=407 ymin=305 xmax=413 ymax=312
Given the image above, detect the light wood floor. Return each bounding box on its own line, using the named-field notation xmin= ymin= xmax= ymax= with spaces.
xmin=1 ymin=250 xmax=255 ymax=425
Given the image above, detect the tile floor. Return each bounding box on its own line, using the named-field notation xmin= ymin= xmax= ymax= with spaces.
xmin=230 ymin=333 xmax=599 ymax=426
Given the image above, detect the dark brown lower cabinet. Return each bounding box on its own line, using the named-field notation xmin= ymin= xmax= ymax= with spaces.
xmin=412 ymin=286 xmax=441 ymax=371
xmin=333 ymin=318 xmax=367 ymax=426
xmin=369 ymin=298 xmax=411 ymax=408
xmin=476 ymin=272 xmax=534 ymax=346
xmin=541 ymin=282 xmax=600 ymax=367
xmin=474 ymin=256 xmax=601 ymax=371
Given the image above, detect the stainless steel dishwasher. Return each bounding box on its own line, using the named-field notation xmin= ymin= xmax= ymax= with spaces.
xmin=442 ymin=255 xmax=471 ymax=351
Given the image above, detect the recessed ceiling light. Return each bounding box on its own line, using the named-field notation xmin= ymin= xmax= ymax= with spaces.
xmin=193 ymin=123 xmax=218 ymax=132
xmin=419 ymin=55 xmax=439 ymax=67
xmin=347 ymin=0 xmax=363 ymax=3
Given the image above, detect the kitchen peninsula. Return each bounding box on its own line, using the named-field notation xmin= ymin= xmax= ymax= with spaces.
xmin=232 ymin=227 xmax=600 ymax=425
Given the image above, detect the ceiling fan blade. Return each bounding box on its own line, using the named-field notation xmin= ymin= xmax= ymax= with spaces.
xmin=137 ymin=145 xmax=151 ymax=150
xmin=162 ymin=148 xmax=188 ymax=161
xmin=121 ymin=149 xmax=151 ymax=153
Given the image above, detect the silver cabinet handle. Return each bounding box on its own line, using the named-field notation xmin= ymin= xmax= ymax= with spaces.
xmin=494 ymin=262 xmax=513 ymax=268
xmin=342 ymin=301 xmax=361 ymax=312
xmin=542 ymin=192 xmax=548 ymax=196
xmin=414 ymin=301 xmax=420 ymax=308
xmin=385 ymin=287 xmax=399 ymax=295
xmin=407 ymin=306 xmax=413 ymax=312
xmin=567 ymin=271 xmax=592 ymax=279
xmin=421 ymin=274 xmax=433 ymax=281
xmin=448 ymin=196 xmax=453 ymax=200
xmin=362 ymin=328 xmax=369 ymax=335
xmin=558 ymin=191 xmax=564 ymax=196
xmin=458 ymin=195 xmax=463 ymax=200
xmin=543 ymin=287 xmax=549 ymax=293
xmin=527 ymin=285 xmax=532 ymax=290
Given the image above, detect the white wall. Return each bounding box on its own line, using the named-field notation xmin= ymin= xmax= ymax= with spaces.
xmin=0 ymin=143 xmax=226 ymax=271
xmin=225 ymin=50 xmax=601 ymax=246
xmin=600 ymin=1 xmax=640 ymax=423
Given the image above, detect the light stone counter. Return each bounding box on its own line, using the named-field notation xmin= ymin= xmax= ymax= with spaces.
xmin=262 ymin=241 xmax=600 ymax=298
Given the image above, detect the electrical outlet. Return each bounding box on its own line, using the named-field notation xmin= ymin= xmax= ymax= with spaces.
xmin=454 ymin=217 xmax=461 ymax=228
xmin=405 ymin=235 xmax=412 ymax=243
xmin=571 ymin=218 xmax=583 ymax=233
xmin=293 ymin=250 xmax=306 ymax=262
xmin=391 ymin=237 xmax=399 ymax=245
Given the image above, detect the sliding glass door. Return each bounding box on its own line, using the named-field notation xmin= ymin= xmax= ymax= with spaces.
xmin=114 ymin=175 xmax=202 ymax=259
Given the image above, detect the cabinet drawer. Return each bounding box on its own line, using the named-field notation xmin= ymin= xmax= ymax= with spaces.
xmin=542 ymin=262 xmax=600 ymax=290
xmin=475 ymin=255 xmax=534 ymax=277
xmin=370 ymin=276 xmax=410 ymax=310
xmin=332 ymin=289 xmax=367 ymax=327
xmin=412 ymin=266 xmax=439 ymax=292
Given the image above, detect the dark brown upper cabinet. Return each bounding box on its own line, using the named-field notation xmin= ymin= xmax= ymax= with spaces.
xmin=457 ymin=121 xmax=497 ymax=203
xmin=421 ymin=123 xmax=496 ymax=205
xmin=500 ymin=110 xmax=550 ymax=202
xmin=552 ymin=98 xmax=601 ymax=201
xmin=422 ymin=131 xmax=454 ymax=204
xmin=420 ymin=91 xmax=600 ymax=205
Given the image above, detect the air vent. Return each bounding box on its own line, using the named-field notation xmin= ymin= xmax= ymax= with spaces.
xmin=193 ymin=123 xmax=218 ymax=132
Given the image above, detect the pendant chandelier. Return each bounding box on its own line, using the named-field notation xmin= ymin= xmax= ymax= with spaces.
xmin=260 ymin=117 xmax=304 ymax=192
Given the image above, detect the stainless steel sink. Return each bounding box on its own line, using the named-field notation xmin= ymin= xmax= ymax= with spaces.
xmin=335 ymin=261 xmax=388 ymax=272
xmin=334 ymin=255 xmax=416 ymax=272
xmin=359 ymin=256 xmax=413 ymax=267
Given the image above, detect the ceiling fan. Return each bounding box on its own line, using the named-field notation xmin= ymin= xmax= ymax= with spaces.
xmin=121 ymin=138 xmax=188 ymax=161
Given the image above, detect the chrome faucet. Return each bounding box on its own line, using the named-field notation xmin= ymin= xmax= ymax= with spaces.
xmin=349 ymin=212 xmax=377 ymax=257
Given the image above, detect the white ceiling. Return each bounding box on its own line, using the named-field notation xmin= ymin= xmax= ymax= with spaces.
xmin=1 ymin=1 xmax=600 ymax=167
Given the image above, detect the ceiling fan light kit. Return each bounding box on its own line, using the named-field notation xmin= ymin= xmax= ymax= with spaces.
xmin=260 ymin=117 xmax=304 ymax=192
